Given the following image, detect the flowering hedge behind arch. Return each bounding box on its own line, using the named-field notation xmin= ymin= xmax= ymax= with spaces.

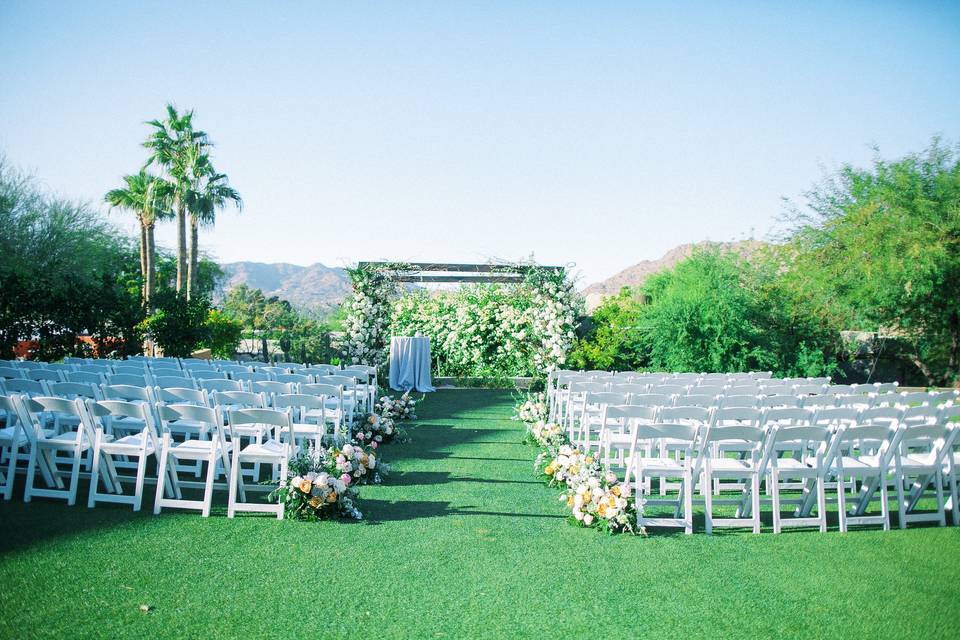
xmin=342 ymin=263 xmax=582 ymax=378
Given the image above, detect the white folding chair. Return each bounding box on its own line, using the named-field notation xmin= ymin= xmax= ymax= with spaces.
xmin=227 ymin=408 xmax=290 ymax=519
xmin=86 ymin=400 xmax=166 ymax=511
xmin=21 ymin=396 xmax=102 ymax=506
xmin=300 ymin=383 xmax=346 ymax=437
xmin=0 ymin=395 xmax=31 ymax=500
xmin=631 ymin=420 xmax=700 ymax=534
xmin=764 ymin=416 xmax=831 ymax=533
xmin=154 ymin=404 xmax=232 ymax=517
xmin=829 ymin=419 xmax=899 ymax=532
xmin=598 ymin=404 xmax=658 ymax=473
xmin=272 ymin=393 xmax=331 ymax=450
xmin=577 ymin=391 xmax=629 ymax=450
xmin=697 ymin=420 xmax=769 ymax=534
xmin=894 ymin=407 xmax=958 ymax=528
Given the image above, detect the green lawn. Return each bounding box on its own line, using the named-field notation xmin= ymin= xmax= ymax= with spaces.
xmin=1 ymin=389 xmax=959 ymax=639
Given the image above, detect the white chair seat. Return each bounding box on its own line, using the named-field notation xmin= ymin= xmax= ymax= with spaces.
xmin=108 ymin=433 xmax=156 ymax=451
xmin=708 ymin=458 xmax=756 ymax=472
xmin=0 ymin=426 xmax=28 ymax=445
xmin=280 ymin=423 xmax=325 ymax=435
xmin=773 ymin=458 xmax=815 ymax=471
xmin=44 ymin=431 xmax=114 ymax=448
xmin=836 ymin=455 xmax=883 ymax=472
xmin=239 ymin=439 xmax=286 ymax=461
xmin=636 ymin=458 xmax=686 ymax=473
xmin=168 ymin=439 xmax=230 ymax=460
xmin=899 ymin=452 xmax=939 ymax=469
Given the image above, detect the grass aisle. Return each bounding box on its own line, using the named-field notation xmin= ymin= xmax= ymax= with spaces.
xmin=1 ymin=389 xmax=960 ymax=638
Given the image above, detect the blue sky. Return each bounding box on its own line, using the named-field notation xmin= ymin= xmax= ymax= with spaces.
xmin=1 ymin=1 xmax=958 ymax=286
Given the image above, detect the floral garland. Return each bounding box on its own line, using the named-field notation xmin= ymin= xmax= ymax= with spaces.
xmin=343 ymin=264 xmax=406 ymax=367
xmin=523 ymin=267 xmax=582 ymax=373
xmin=515 ymin=393 xmax=641 ymax=535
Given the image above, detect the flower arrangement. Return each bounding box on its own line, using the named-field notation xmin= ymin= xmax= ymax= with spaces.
xmin=521 ymin=408 xmax=642 ymax=535
xmin=513 ymin=392 xmax=548 ymax=425
xmin=343 ymin=264 xmax=406 ymax=367
xmin=334 ymin=441 xmax=387 ymax=486
xmin=352 ymin=412 xmax=405 ymax=447
xmin=376 ymin=392 xmax=418 ymax=421
xmin=560 ymin=472 xmax=639 ymax=534
xmin=271 ymin=447 xmax=363 ymax=521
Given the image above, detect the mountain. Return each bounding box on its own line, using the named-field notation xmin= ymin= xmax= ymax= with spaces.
xmin=219 ymin=262 xmax=352 ymax=313
xmin=582 ymin=240 xmax=764 ymax=310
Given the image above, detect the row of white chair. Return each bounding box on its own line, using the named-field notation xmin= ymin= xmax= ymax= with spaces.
xmin=568 ymin=403 xmax=960 ymax=535
xmin=0 ymin=390 xmax=362 ymax=517
xmin=564 ymin=389 xmax=959 ymax=435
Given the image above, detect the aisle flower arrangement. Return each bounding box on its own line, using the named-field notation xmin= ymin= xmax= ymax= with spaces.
xmin=343 ymin=263 xmax=406 ymax=367
xmin=271 ymin=447 xmax=364 ymax=521
xmin=515 ymin=395 xmax=642 ymax=535
xmin=513 ymin=392 xmax=548 ymax=425
xmin=376 ymin=392 xmax=418 ymax=421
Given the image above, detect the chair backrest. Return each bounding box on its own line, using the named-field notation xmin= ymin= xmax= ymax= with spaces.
xmin=107 ymin=373 xmax=148 ymax=387
xmin=609 ymin=383 xmax=649 ymax=395
xmin=931 ymin=390 xmax=959 ymax=407
xmin=873 ymin=382 xmax=899 ymax=393
xmin=604 ymin=404 xmax=659 ymax=419
xmin=231 ymin=371 xmax=271 ymax=384
xmin=65 ymin=370 xmax=106 ymax=386
xmin=198 ymin=379 xmax=242 ymax=393
xmin=101 ymin=384 xmax=154 ymax=404
xmin=259 ymin=366 xmax=289 ymax=375
xmin=793 ymin=384 xmax=826 ymax=396
xmin=341 ymin=368 xmax=373 ymax=383
xmin=719 ymin=394 xmax=759 ymax=409
xmin=649 ymin=384 xmax=687 ymax=395
xmin=113 ymin=365 xmax=147 ymax=376
xmin=250 ymin=381 xmax=297 ymax=396
xmin=812 ymin=407 xmax=860 ymax=429
xmin=0 ymin=366 xmax=22 ymax=379
xmin=157 ymin=387 xmax=208 ymax=407
xmin=212 ymin=390 xmax=266 ymax=410
xmin=763 ymin=407 xmax=814 ymax=427
xmin=219 ymin=365 xmax=251 ymax=375
xmin=300 ymin=383 xmax=342 ymax=399
xmin=628 ymin=393 xmax=673 ymax=408
xmin=859 ymin=406 xmax=903 ymax=427
xmin=801 ymin=394 xmax=839 ymax=410
xmin=154 ymin=376 xmax=197 ymax=390
xmin=712 ymin=406 xmax=763 ymax=427
xmin=190 ymin=369 xmax=228 ymax=381
xmin=86 ymin=400 xmax=159 ymax=445
xmin=584 ymin=391 xmax=629 ymax=407
xmin=658 ymin=405 xmax=711 ymax=424
xmin=227 ymin=407 xmax=291 ymax=441
xmin=900 ymin=405 xmax=940 ymax=426
xmin=158 ymin=403 xmax=227 ymax=449
xmin=674 ymin=394 xmax=717 ymax=409
xmin=274 ymin=373 xmax=313 ymax=385
xmin=1 ymin=378 xmax=47 ymax=397
xmin=323 ymin=375 xmax=359 ymax=388
xmin=272 ymin=393 xmax=328 ymax=418
xmin=150 ymin=365 xmax=183 ymax=376
xmin=49 ymin=381 xmax=101 ymax=400
xmin=827 ymin=384 xmax=856 ymax=395
xmin=24 ymin=396 xmax=92 ymax=440
xmin=23 ymin=369 xmax=62 ymax=383
xmin=309 ymin=364 xmax=341 ymax=376
xmin=568 ymin=381 xmax=608 ymax=394
xmin=691 ymin=385 xmax=725 ymax=397
xmin=757 ymin=394 xmax=802 ymax=409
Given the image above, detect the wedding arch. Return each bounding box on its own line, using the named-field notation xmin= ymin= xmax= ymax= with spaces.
xmin=342 ymin=261 xmax=582 ymax=379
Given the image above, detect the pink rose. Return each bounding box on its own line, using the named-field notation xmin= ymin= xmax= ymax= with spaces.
xmin=356 ymin=432 xmax=365 ymax=441
xmin=370 ymin=441 xmax=378 ymax=449
xmin=340 ymin=473 xmax=352 ymax=485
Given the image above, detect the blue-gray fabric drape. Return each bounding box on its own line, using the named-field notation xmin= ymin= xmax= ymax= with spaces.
xmin=388 ymin=336 xmax=435 ymax=392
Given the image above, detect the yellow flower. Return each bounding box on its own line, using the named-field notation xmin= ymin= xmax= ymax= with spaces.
xmin=598 ymin=503 xmax=608 ymax=516
xmin=566 ymin=495 xmax=574 ymax=507
xmin=585 ymin=456 xmax=594 ymax=465
xmin=607 ymin=496 xmax=617 ymax=507
xmin=327 ymin=492 xmax=338 ymax=503
xmin=544 ymin=464 xmax=555 ymax=475
xmin=570 ymin=464 xmax=580 ymax=474
xmin=308 ymin=496 xmax=322 ymax=509
xmin=299 ymin=480 xmax=312 ymax=493
xmin=612 ymin=486 xmax=621 ymax=496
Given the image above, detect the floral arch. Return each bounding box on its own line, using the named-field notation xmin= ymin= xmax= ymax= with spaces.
xmin=342 ymin=261 xmax=582 ymax=379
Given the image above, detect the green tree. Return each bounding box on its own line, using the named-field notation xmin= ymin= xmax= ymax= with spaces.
xmin=104 ymin=170 xmax=172 ymax=307
xmin=142 ymin=104 xmax=210 ymax=294
xmin=781 ymin=138 xmax=960 ymax=385
xmin=140 ymin=290 xmax=211 ymax=358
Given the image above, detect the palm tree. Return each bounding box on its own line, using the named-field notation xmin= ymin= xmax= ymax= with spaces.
xmin=104 ymin=171 xmax=172 ymax=307
xmin=142 ymin=104 xmax=209 ymax=294
xmin=185 ymin=160 xmax=242 ymax=299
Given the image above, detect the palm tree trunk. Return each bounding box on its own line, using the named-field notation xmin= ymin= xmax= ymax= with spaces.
xmin=138 ymin=220 xmax=147 ymax=305
xmin=145 ymin=223 xmax=157 ymax=311
xmin=187 ymin=213 xmax=199 ymax=300
xmin=176 ymin=200 xmax=187 ymax=294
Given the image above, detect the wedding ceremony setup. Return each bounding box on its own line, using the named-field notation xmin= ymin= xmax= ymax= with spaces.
xmin=2 ymin=2 xmax=959 ymax=638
